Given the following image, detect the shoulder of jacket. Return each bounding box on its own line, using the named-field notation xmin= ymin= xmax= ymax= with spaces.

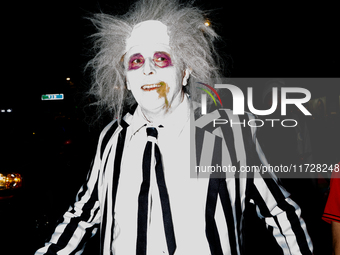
xmin=98 ymin=112 xmax=132 ymax=159
xmin=218 ymin=108 xmax=256 ymax=119
xmin=196 ymin=109 xmax=256 ymax=129
xmin=99 ymin=112 xmax=133 ymax=140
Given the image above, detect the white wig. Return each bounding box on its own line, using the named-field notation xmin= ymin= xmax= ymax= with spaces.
xmin=86 ymin=0 xmax=223 ymax=122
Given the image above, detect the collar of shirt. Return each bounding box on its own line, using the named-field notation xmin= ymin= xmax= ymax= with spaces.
xmin=128 ymin=94 xmax=191 ymax=140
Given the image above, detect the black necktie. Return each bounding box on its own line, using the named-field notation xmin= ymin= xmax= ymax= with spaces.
xmin=136 ymin=127 xmax=177 ymax=255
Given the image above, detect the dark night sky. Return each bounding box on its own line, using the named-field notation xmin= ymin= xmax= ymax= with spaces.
xmin=2 ymin=0 xmax=339 ymax=107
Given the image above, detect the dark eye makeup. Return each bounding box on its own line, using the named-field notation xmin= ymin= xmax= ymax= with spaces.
xmin=127 ymin=52 xmax=172 ymax=70
xmin=128 ymin=53 xmax=145 ymax=70
xmin=153 ymin=52 xmax=172 ymax=68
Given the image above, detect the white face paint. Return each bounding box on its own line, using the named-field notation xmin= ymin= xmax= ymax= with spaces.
xmin=124 ymin=20 xmax=189 ymax=119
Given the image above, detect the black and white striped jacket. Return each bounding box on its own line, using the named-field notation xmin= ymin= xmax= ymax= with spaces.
xmin=35 ymin=109 xmax=313 ymax=255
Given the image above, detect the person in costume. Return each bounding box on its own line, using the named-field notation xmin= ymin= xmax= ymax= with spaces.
xmin=35 ymin=0 xmax=313 ymax=254
xmin=322 ymin=163 xmax=340 ymax=255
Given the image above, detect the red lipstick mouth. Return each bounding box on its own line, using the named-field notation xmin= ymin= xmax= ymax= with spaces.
xmin=141 ymin=82 xmax=163 ymax=91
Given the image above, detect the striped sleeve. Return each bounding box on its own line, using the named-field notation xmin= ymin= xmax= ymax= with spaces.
xmin=247 ymin=114 xmax=313 ymax=255
xmin=35 ymin=121 xmax=116 ymax=255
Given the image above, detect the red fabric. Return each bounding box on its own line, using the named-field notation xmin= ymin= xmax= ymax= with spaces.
xmin=322 ymin=162 xmax=340 ymax=224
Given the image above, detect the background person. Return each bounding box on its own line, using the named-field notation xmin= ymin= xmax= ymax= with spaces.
xmin=322 ymin=163 xmax=340 ymax=255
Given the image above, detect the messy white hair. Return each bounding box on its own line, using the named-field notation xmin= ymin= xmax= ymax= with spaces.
xmin=86 ymin=0 xmax=222 ymax=123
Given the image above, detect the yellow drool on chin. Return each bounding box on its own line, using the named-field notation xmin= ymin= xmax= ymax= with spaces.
xmin=157 ymin=82 xmax=170 ymax=109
